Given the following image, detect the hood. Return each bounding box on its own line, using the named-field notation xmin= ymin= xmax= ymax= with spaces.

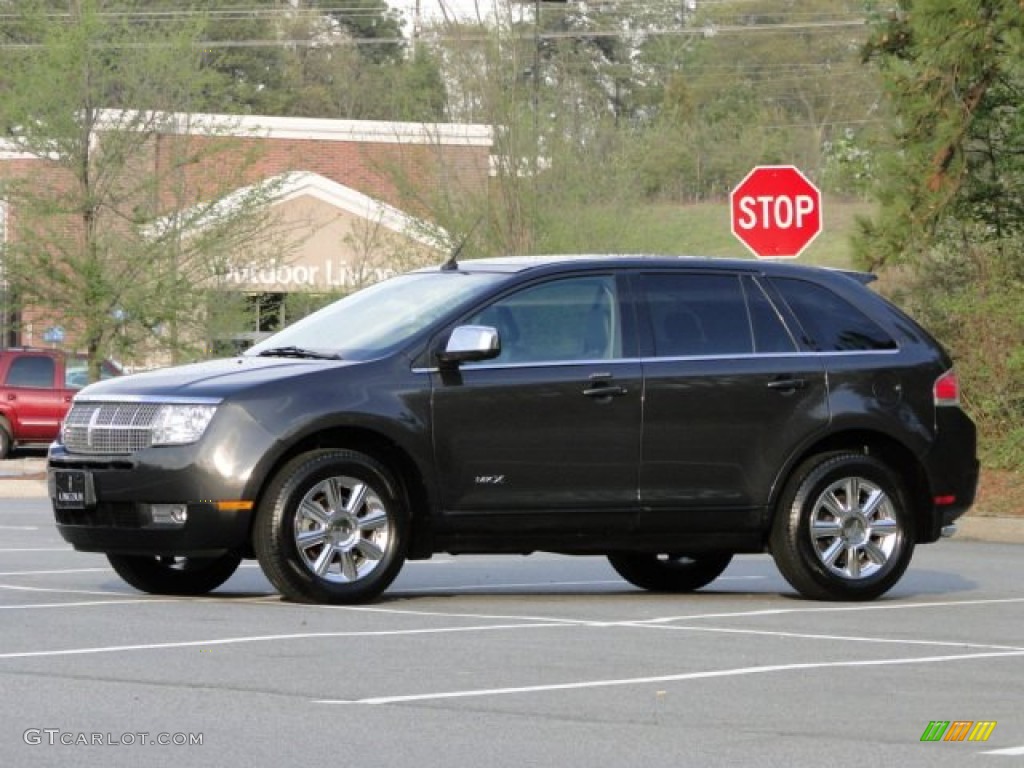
xmin=74 ymin=356 xmax=355 ymax=400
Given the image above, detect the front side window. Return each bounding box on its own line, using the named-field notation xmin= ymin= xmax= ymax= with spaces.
xmin=771 ymin=278 xmax=897 ymax=352
xmin=641 ymin=273 xmax=754 ymax=357
xmin=466 ymin=275 xmax=620 ymax=364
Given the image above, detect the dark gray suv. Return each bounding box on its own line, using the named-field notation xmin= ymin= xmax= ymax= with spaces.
xmin=48 ymin=256 xmax=978 ymax=603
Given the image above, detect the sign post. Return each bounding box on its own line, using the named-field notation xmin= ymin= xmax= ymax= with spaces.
xmin=730 ymin=165 xmax=822 ymax=259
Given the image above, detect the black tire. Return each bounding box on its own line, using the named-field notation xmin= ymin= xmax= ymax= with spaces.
xmin=770 ymin=452 xmax=915 ymax=601
xmin=0 ymin=426 xmax=11 ymax=460
xmin=253 ymin=449 xmax=409 ymax=604
xmin=608 ymin=553 xmax=733 ymax=592
xmin=107 ymin=552 xmax=242 ymax=596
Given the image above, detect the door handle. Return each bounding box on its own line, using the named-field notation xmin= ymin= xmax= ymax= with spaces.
xmin=583 ymin=383 xmax=627 ymax=398
xmin=766 ymin=378 xmax=808 ymax=392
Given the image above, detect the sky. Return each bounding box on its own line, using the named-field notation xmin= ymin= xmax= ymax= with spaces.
xmin=389 ymin=0 xmax=501 ymax=27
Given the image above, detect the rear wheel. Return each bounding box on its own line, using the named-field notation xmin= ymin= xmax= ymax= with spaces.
xmin=608 ymin=553 xmax=733 ymax=592
xmin=770 ymin=452 xmax=915 ymax=601
xmin=107 ymin=552 xmax=241 ymax=595
xmin=253 ymin=449 xmax=409 ymax=604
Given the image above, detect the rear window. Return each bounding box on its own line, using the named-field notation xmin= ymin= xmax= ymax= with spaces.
xmin=771 ymin=278 xmax=897 ymax=352
xmin=5 ymin=356 xmax=55 ymax=388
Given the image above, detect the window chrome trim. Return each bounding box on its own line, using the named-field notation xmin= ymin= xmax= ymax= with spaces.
xmin=413 ymin=347 xmax=901 ymax=373
xmin=413 ymin=357 xmax=643 ymax=374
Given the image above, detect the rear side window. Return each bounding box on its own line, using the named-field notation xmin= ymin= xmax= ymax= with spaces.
xmin=771 ymin=278 xmax=897 ymax=352
xmin=641 ymin=273 xmax=753 ymax=356
xmin=5 ymin=356 xmax=55 ymax=388
xmin=744 ymin=277 xmax=798 ymax=353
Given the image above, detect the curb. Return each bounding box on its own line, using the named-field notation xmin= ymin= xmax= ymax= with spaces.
xmin=955 ymin=515 xmax=1024 ymax=545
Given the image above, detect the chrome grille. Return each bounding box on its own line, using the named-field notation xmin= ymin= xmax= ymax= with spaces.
xmin=63 ymin=402 xmax=162 ymax=455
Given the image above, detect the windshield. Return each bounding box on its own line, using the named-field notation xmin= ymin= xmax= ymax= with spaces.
xmin=245 ymin=271 xmax=504 ymax=361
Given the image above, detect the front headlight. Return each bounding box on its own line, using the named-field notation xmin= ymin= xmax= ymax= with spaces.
xmin=151 ymin=404 xmax=219 ymax=446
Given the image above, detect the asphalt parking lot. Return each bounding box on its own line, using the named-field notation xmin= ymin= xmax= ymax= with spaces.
xmin=2 ymin=485 xmax=1022 ymax=768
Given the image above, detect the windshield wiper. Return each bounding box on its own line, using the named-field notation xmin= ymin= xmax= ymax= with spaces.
xmin=255 ymin=346 xmax=341 ymax=360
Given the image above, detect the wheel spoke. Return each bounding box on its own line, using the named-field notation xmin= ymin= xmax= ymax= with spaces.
xmin=863 ymin=540 xmax=889 ymax=566
xmin=359 ymin=507 xmax=388 ymax=532
xmin=860 ymin=488 xmax=886 ymax=518
xmin=298 ymin=498 xmax=330 ymax=528
xmin=296 ymin=529 xmax=328 ymax=550
xmin=820 ymin=538 xmax=845 ymax=568
xmin=339 ymin=551 xmax=360 ymax=582
xmin=820 ymin=491 xmax=847 ymax=519
xmin=845 ymin=545 xmax=862 ymax=578
xmin=324 ymin=478 xmax=346 ymax=515
xmin=345 ymin=482 xmax=368 ymax=515
xmin=871 ymin=518 xmax=899 ymax=537
xmin=811 ymin=519 xmax=843 ymax=538
xmin=355 ymin=538 xmax=384 ymax=561
xmin=313 ymin=544 xmax=336 ymax=576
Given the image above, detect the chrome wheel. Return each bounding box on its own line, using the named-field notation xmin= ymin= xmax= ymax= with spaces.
xmin=771 ymin=452 xmax=914 ymax=601
xmin=293 ymin=475 xmax=391 ymax=583
xmin=808 ymin=477 xmax=899 ymax=580
xmin=254 ymin=449 xmax=409 ymax=604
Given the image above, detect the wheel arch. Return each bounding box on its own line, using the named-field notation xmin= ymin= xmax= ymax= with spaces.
xmin=769 ymin=430 xmax=933 ymax=544
xmin=245 ymin=426 xmax=434 ymax=560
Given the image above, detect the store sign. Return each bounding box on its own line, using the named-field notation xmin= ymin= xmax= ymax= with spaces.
xmin=225 ymin=260 xmax=395 ymax=290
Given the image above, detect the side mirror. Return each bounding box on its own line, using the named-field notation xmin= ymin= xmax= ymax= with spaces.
xmin=436 ymin=325 xmax=501 ymax=366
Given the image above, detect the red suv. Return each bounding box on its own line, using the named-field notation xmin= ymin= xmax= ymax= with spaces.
xmin=0 ymin=348 xmax=120 ymax=458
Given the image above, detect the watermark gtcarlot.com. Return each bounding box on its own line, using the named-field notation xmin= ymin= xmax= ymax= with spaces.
xmin=24 ymin=729 xmax=203 ymax=747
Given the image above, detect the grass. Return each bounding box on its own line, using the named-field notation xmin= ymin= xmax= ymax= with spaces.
xmin=539 ymin=195 xmax=874 ymax=270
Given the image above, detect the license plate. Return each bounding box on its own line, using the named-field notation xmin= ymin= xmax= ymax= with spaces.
xmin=54 ymin=470 xmax=88 ymax=509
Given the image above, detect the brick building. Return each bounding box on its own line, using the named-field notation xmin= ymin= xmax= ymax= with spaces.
xmin=0 ymin=112 xmax=494 ymax=356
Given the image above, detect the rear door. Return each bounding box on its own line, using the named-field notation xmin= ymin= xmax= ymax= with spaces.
xmin=431 ymin=273 xmax=643 ymax=524
xmin=636 ymin=271 xmax=828 ymax=532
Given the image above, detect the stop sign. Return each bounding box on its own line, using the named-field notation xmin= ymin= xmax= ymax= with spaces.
xmin=730 ymin=165 xmax=822 ymax=259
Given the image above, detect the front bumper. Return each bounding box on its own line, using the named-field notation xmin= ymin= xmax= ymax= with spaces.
xmin=47 ymin=406 xmax=275 ymax=557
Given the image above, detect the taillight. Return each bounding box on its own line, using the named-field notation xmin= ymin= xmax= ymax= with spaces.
xmin=934 ymin=369 xmax=961 ymax=407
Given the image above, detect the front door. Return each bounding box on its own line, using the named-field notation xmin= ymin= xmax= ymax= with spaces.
xmin=431 ymin=274 xmax=642 ymax=524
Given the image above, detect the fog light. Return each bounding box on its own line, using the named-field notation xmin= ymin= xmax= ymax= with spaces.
xmin=147 ymin=504 xmax=188 ymax=527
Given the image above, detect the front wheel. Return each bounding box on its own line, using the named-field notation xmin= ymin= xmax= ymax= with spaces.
xmin=770 ymin=452 xmax=915 ymax=601
xmin=608 ymin=553 xmax=733 ymax=592
xmin=107 ymin=552 xmax=242 ymax=595
xmin=253 ymin=449 xmax=409 ymax=604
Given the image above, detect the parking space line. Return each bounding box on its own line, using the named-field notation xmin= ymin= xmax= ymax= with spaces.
xmin=0 ymin=623 xmax=576 ymax=660
xmin=0 ymin=598 xmax=179 ymax=610
xmin=982 ymin=746 xmax=1024 ymax=756
xmin=633 ymin=622 xmax=1024 ymax=652
xmin=316 ymin=649 xmax=1024 ymax=706
xmin=631 ymin=596 xmax=1024 ymax=623
xmin=0 ymin=568 xmax=110 ymax=576
xmin=398 ymin=579 xmax=626 ymax=593
xmin=0 ymin=584 xmax=138 ymax=597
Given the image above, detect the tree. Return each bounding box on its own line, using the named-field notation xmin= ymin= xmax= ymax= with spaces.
xmin=191 ymin=0 xmax=446 ymax=121
xmin=0 ymin=0 xmax=280 ymax=377
xmin=856 ymin=0 xmax=1024 ymax=467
